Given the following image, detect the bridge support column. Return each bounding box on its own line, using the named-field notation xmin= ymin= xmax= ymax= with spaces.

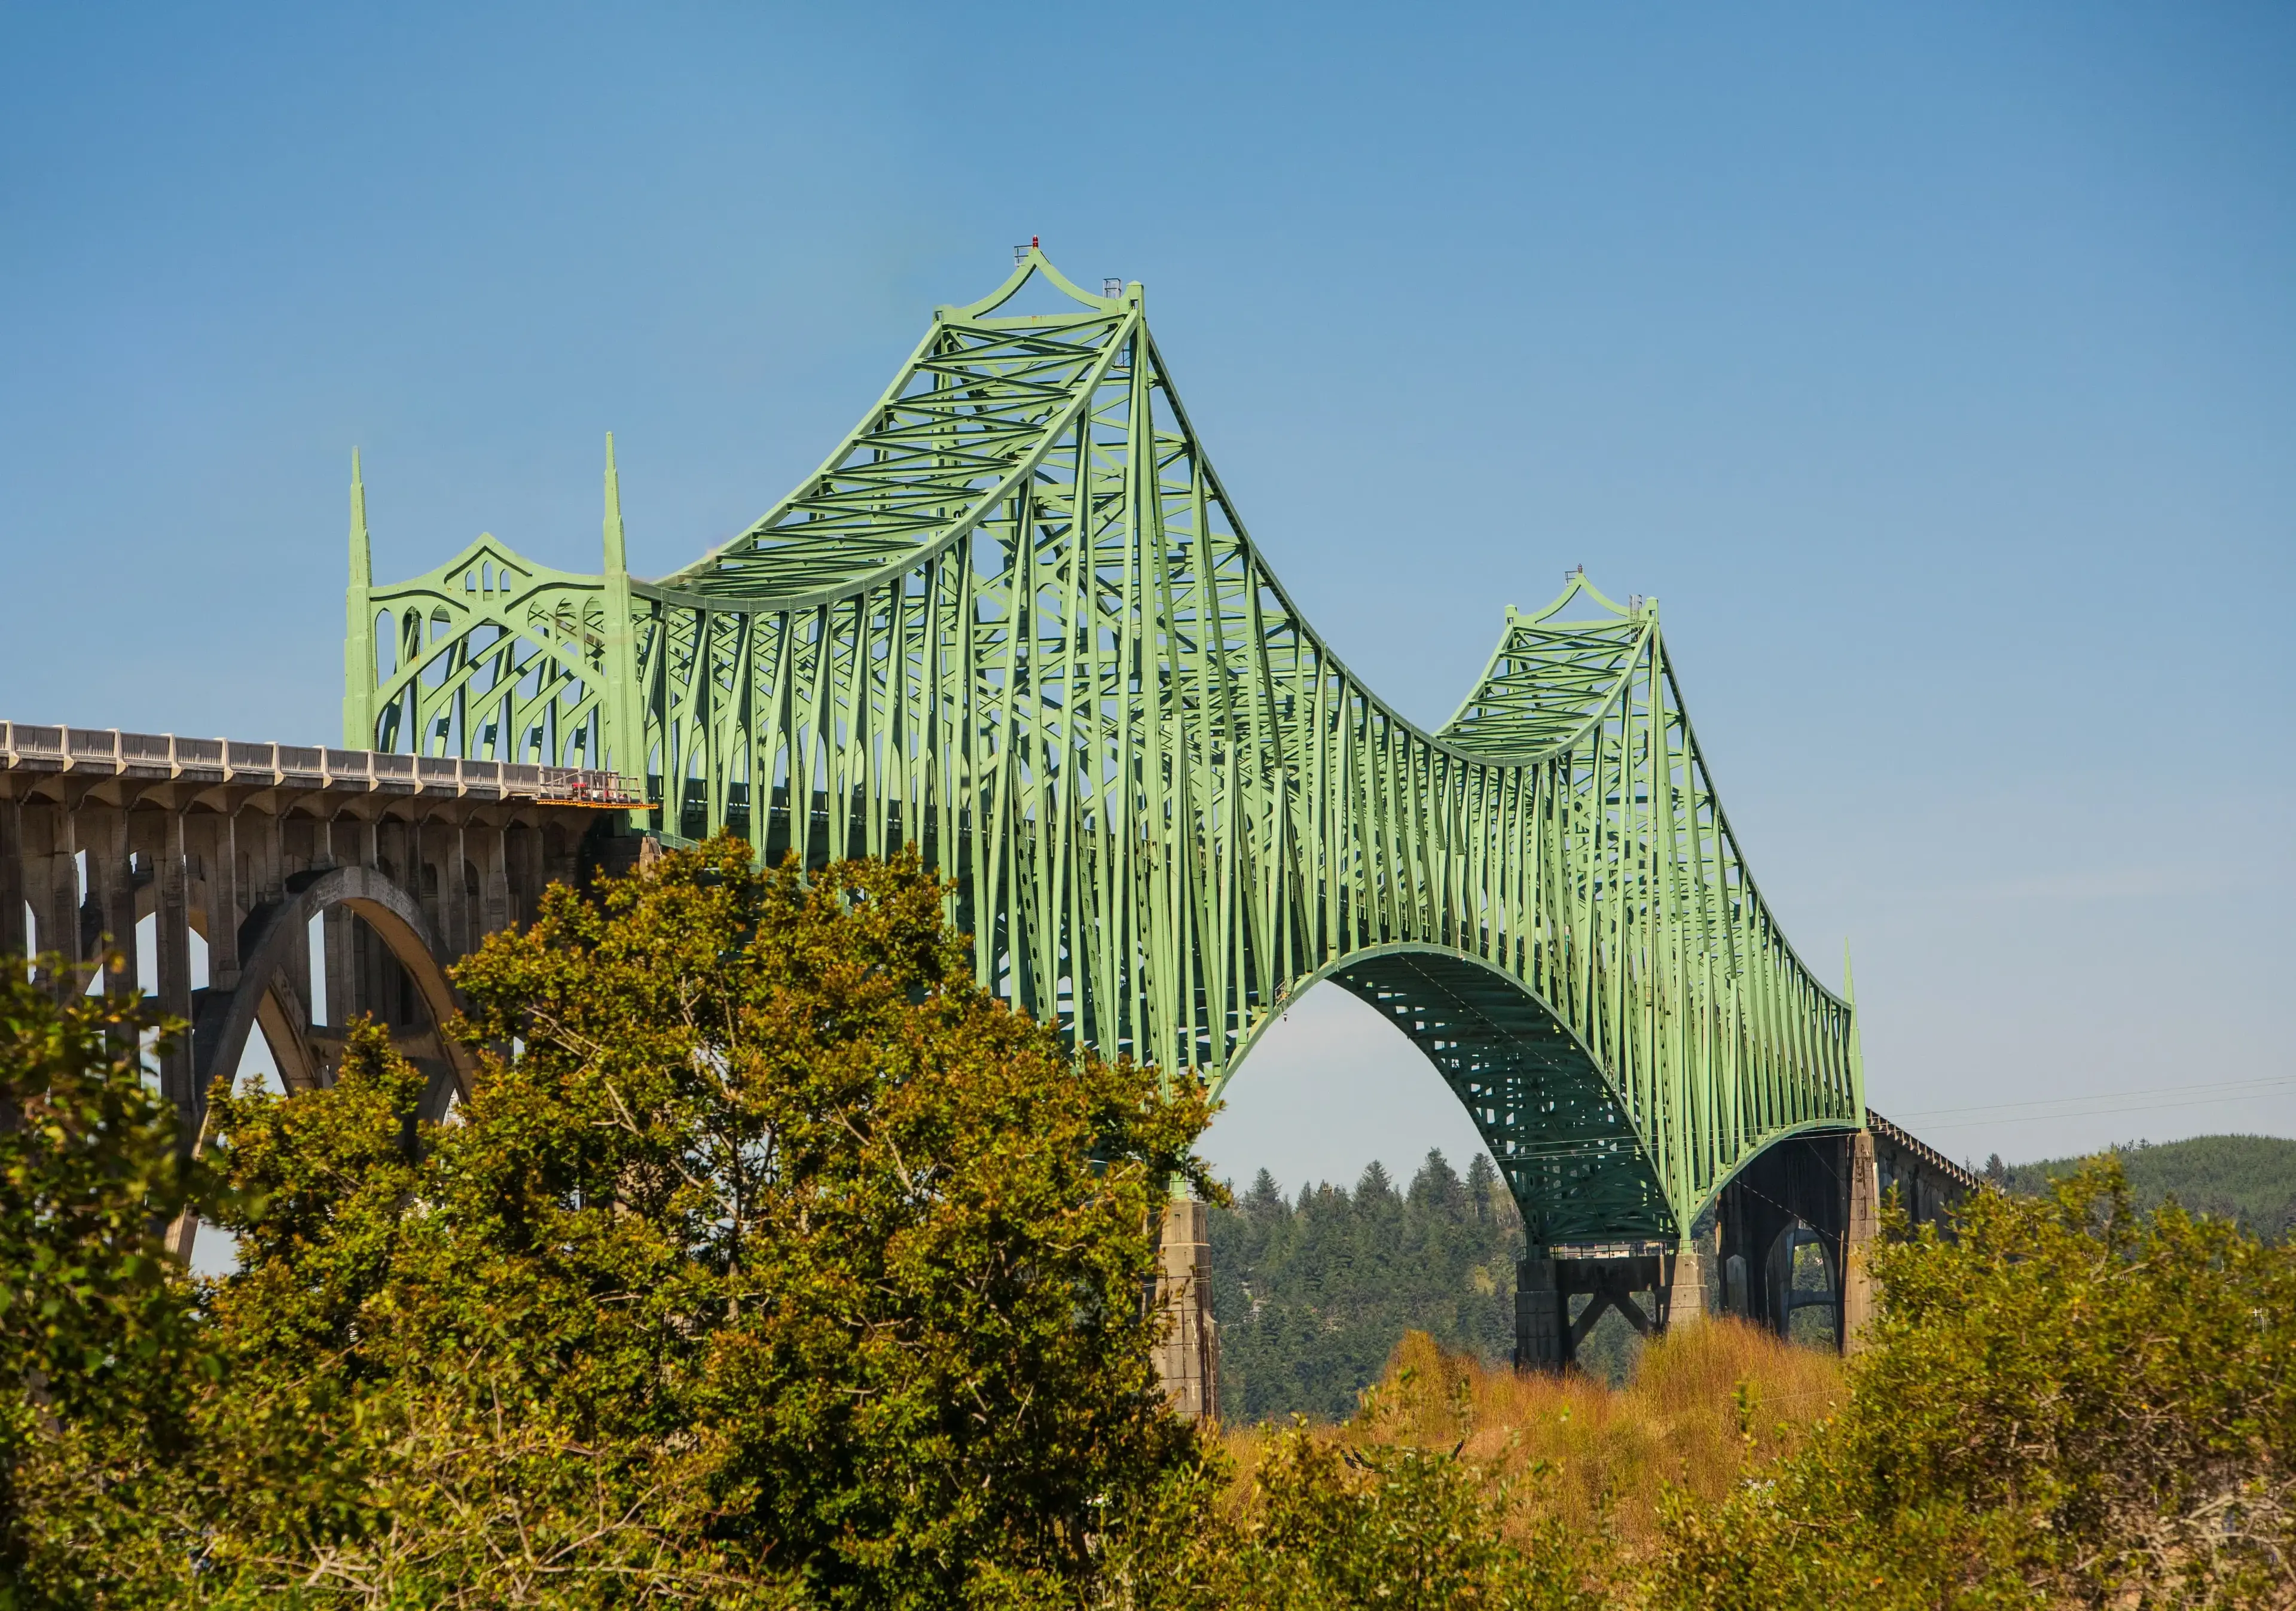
xmin=30 ymin=803 xmax=81 ymax=988
xmin=276 ymin=889 xmax=313 ymax=1057
xmin=323 ymin=908 xmax=354 ymax=1044
xmin=1514 ymin=1253 xmax=1569 ymax=1372
xmin=1150 ymin=1197 xmax=1219 ymax=1423
xmin=0 ymin=797 xmax=26 ymax=960
xmin=1841 ymin=1127 xmax=1880 ymax=1354
xmin=83 ymin=808 xmax=136 ymax=1005
xmin=1664 ymin=1243 xmax=1711 ymax=1331
xmin=475 ymin=825 xmax=511 ymax=941
xmin=153 ymin=812 xmax=196 ymax=1143
xmin=199 ymin=812 xmax=242 ymax=992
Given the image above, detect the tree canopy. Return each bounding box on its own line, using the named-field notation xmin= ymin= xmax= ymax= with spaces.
xmin=1989 ymin=1133 xmax=2296 ymax=1240
xmin=8 ymin=840 xmax=1219 ymax=1608
xmin=0 ymin=962 xmax=206 ymax=1604
xmin=1656 ymin=1165 xmax=2296 ymax=1606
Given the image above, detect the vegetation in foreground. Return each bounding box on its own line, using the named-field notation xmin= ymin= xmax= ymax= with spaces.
xmin=4 ymin=835 xmax=2292 ymax=1607
xmin=5 ymin=842 xmax=1212 ymax=1607
xmin=1218 ymin=1139 xmax=2294 ymax=1427
xmin=1130 ymin=1163 xmax=2296 ymax=1609
xmin=1216 ymin=1317 xmax=1847 ymax=1566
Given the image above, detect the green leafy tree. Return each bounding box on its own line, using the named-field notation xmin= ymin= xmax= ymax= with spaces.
xmin=193 ymin=839 xmax=1217 ymax=1608
xmin=0 ymin=960 xmax=207 ymax=1609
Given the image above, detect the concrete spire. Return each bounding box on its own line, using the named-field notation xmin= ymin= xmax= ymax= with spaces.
xmin=603 ymin=432 xmax=626 ymax=574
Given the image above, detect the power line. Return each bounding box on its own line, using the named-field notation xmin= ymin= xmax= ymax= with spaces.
xmin=1894 ymin=1076 xmax=2296 ymax=1133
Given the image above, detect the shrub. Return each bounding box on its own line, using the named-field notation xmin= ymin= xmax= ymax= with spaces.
xmin=1652 ymin=1163 xmax=2296 ymax=1607
xmin=4 ymin=841 xmax=1219 ymax=1608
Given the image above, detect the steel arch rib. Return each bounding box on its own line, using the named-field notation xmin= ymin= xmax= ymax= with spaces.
xmin=346 ymin=248 xmax=1863 ymax=1247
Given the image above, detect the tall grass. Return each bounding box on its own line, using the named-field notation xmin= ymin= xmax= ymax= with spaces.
xmin=1220 ymin=1319 xmax=1845 ymax=1560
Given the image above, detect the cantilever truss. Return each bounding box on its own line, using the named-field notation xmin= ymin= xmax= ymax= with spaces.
xmin=344 ymin=250 xmax=1863 ymax=1246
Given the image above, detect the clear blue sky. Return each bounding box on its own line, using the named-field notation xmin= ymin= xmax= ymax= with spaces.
xmin=5 ymin=4 xmax=2291 ymax=1179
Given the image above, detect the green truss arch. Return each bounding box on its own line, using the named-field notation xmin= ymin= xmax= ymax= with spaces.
xmin=344 ymin=248 xmax=1864 ymax=1248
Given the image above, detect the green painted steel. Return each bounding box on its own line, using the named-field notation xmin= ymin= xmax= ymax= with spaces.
xmin=344 ymin=249 xmax=1864 ymax=1247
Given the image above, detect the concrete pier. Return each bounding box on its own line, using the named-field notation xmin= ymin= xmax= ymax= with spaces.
xmin=1151 ymin=1197 xmax=1220 ymax=1423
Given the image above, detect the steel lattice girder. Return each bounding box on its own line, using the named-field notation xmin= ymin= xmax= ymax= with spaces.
xmin=344 ymin=249 xmax=1864 ymax=1247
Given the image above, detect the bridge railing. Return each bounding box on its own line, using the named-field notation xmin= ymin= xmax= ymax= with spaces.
xmin=1866 ymin=1109 xmax=1983 ymax=1195
xmin=1 ymin=720 xmax=642 ymax=807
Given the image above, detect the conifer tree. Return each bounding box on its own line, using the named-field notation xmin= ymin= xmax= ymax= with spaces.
xmin=1209 ymin=1149 xmax=1523 ymax=1421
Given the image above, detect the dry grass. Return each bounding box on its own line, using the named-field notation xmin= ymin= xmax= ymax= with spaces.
xmin=1219 ymin=1319 xmax=1844 ymax=1559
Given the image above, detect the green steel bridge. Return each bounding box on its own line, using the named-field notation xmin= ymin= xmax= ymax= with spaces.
xmin=344 ymin=248 xmax=1874 ymax=1260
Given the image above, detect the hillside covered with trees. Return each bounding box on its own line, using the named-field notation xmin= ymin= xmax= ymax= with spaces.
xmin=1990 ymin=1133 xmax=2296 ymax=1238
xmin=1213 ymin=1130 xmax=2294 ymax=1422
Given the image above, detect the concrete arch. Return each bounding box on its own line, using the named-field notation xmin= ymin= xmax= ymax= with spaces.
xmin=1228 ymin=943 xmax=1674 ymax=1247
xmin=188 ymin=864 xmax=472 ymax=1146
xmin=124 ymin=876 xmax=320 ymax=1093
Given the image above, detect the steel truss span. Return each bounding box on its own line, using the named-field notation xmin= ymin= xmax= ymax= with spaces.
xmin=345 ymin=249 xmax=1863 ymax=1248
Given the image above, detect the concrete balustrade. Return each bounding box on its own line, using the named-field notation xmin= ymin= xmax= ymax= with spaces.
xmin=2 ymin=719 xmax=637 ymax=804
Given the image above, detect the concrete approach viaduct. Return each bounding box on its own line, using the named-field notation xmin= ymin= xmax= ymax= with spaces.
xmin=0 ymin=721 xmax=628 ymax=1196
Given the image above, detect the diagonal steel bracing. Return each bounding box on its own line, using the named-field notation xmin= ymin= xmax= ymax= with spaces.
xmin=344 ymin=249 xmax=1863 ymax=1246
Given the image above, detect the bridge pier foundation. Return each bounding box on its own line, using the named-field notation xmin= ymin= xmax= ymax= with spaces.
xmin=1513 ymin=1253 xmax=1569 ymax=1371
xmin=1150 ymin=1197 xmax=1220 ymax=1423
xmin=1516 ymin=1244 xmax=1715 ymax=1372
xmin=1841 ymin=1127 xmax=1880 ymax=1353
xmin=1665 ymin=1246 xmax=1711 ymax=1330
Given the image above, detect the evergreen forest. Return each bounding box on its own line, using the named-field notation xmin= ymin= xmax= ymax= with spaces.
xmin=1990 ymin=1133 xmax=2296 ymax=1237
xmin=1207 ymin=1153 xmax=1523 ymax=1422
xmin=1214 ymin=1132 xmax=2296 ymax=1423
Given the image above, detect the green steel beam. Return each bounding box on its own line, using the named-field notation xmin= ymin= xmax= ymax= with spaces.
xmin=345 ymin=248 xmax=1861 ymax=1247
